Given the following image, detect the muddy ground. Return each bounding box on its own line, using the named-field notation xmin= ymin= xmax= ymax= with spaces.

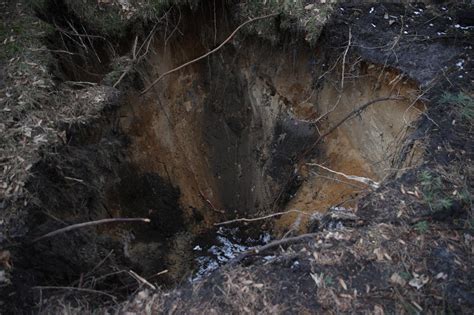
xmin=0 ymin=1 xmax=473 ymax=314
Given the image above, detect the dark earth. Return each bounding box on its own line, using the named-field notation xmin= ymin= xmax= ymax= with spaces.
xmin=0 ymin=1 xmax=473 ymax=314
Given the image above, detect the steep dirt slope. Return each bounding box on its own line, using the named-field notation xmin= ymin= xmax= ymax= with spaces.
xmin=0 ymin=1 xmax=472 ymax=313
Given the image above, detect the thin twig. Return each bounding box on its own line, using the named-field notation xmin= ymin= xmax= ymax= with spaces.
xmin=140 ymin=12 xmax=278 ymax=95
xmin=70 ymin=250 xmax=115 ymax=287
xmin=33 ymin=286 xmax=116 ymax=300
xmin=113 ymin=25 xmax=159 ymax=88
xmin=214 ymin=209 xmax=310 ymax=226
xmin=340 ymin=28 xmax=352 ymax=91
xmin=307 ymin=163 xmax=380 ymax=189
xmin=272 ymin=97 xmax=403 ymax=209
xmin=128 ymin=270 xmax=157 ymax=290
xmin=314 ymin=29 xmax=351 ymax=124
xmin=32 ymin=218 xmax=150 ymax=243
xmin=310 ymin=171 xmax=366 ymax=189
xmin=230 ymin=233 xmax=319 ymax=265
xmin=29 ymin=48 xmax=78 ymax=55
xmin=148 ymin=269 xmax=169 ymax=280
xmin=164 ymin=6 xmax=182 ymax=52
xmin=304 ymin=97 xmax=404 ymax=156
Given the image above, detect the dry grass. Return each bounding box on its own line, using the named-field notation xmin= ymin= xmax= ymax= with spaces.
xmin=1 ymin=1 xmax=472 ymax=313
xmin=0 ymin=1 xmax=120 ymax=289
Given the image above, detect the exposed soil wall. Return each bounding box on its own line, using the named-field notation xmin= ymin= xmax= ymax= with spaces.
xmin=13 ymin=0 xmax=425 ymax=295
xmin=1 ymin=1 xmax=472 ymax=313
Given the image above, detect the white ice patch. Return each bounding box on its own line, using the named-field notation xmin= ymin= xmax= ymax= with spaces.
xmin=191 ymin=228 xmax=272 ymax=281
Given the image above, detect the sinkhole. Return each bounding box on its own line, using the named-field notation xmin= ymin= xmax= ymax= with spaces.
xmin=16 ymin=6 xmax=426 ymax=306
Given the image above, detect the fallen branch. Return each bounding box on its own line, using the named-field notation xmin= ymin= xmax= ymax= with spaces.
xmin=273 ymin=97 xmax=403 ymax=209
xmin=199 ymin=189 xmax=225 ymax=214
xmin=128 ymin=270 xmax=157 ymax=290
xmin=140 ymin=12 xmax=278 ymax=95
xmin=32 ymin=218 xmax=150 ymax=243
xmin=303 ymin=96 xmax=404 ymax=156
xmin=340 ymin=28 xmax=352 ymax=91
xmin=310 ymin=171 xmax=366 ymax=189
xmin=215 ymin=209 xmax=309 ymax=226
xmin=33 ymin=286 xmax=116 ymax=300
xmin=307 ymin=163 xmax=380 ymax=189
xmin=230 ymin=233 xmax=319 ymax=265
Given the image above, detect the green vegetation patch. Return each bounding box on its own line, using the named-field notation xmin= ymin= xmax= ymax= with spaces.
xmin=440 ymin=92 xmax=474 ymax=123
xmin=0 ymin=4 xmax=54 ymax=61
xmin=418 ymin=170 xmax=470 ymax=214
xmin=26 ymin=0 xmax=201 ymax=38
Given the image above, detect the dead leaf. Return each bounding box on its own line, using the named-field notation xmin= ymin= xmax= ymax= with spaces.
xmin=374 ymin=304 xmax=385 ymax=315
xmin=435 ymin=272 xmax=447 ymax=280
xmin=0 ymin=251 xmax=12 ymax=270
xmin=373 ymin=248 xmax=385 ymax=261
xmin=390 ymin=273 xmax=406 ymax=286
xmin=313 ymin=252 xmax=319 ymax=261
xmin=310 ymin=273 xmax=324 ymax=288
xmin=414 ymin=187 xmax=421 ymax=198
xmin=409 ymin=274 xmax=429 ymax=290
xmin=339 ymin=278 xmax=348 ymax=290
xmin=412 ymin=301 xmax=423 ymax=311
xmin=400 ymin=184 xmax=406 ymax=194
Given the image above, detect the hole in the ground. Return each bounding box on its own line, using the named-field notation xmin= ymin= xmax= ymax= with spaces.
xmin=17 ymin=3 xmax=425 ymax=307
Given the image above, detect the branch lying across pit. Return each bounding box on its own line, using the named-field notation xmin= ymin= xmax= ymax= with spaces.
xmin=307 ymin=163 xmax=380 ymax=189
xmin=33 ymin=286 xmax=117 ymax=301
xmin=31 ymin=218 xmax=150 ymax=243
xmin=303 ymin=96 xmax=405 ymax=157
xmin=229 ymin=233 xmax=321 ymax=266
xmin=214 ymin=209 xmax=310 ymax=226
xmin=141 ymin=12 xmax=279 ymax=95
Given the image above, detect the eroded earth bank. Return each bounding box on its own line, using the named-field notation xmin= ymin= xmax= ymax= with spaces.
xmin=0 ymin=1 xmax=473 ymax=313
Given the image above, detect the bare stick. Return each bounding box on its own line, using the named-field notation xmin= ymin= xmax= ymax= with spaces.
xmin=310 ymin=171 xmax=365 ymax=189
xmin=254 ymin=233 xmax=318 ymax=254
xmin=148 ymin=269 xmax=169 ymax=280
xmin=33 ymin=286 xmax=116 ymax=300
xmin=30 ymin=48 xmax=78 ymax=55
xmin=128 ymin=270 xmax=157 ymax=290
xmin=311 ymin=28 xmax=351 ymax=124
xmin=340 ymin=28 xmax=352 ymax=91
xmin=272 ymin=97 xmax=403 ymax=209
xmin=307 ymin=163 xmax=380 ymax=189
xmin=32 ymin=218 xmax=150 ymax=243
xmin=140 ymin=12 xmax=278 ymax=95
xmin=214 ymin=209 xmax=309 ymax=226
xmin=230 ymin=233 xmax=319 ymax=265
xmin=304 ymin=97 xmax=403 ymax=156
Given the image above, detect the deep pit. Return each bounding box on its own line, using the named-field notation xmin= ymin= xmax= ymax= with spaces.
xmin=17 ymin=5 xmax=426 ymax=305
